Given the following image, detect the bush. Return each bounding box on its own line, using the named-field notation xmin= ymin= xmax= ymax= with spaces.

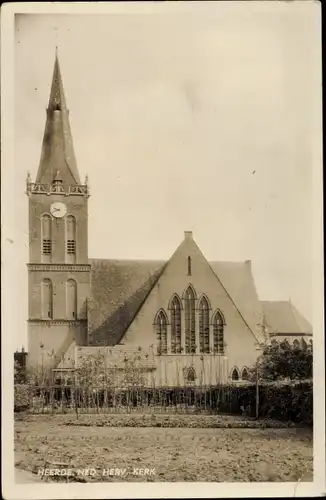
xmin=27 ymin=382 xmax=313 ymax=425
xmin=14 ymin=384 xmax=30 ymax=412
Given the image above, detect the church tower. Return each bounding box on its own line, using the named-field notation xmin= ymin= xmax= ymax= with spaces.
xmin=26 ymin=52 xmax=91 ymax=368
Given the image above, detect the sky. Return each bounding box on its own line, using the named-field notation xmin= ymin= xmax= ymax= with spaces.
xmin=10 ymin=3 xmax=321 ymax=350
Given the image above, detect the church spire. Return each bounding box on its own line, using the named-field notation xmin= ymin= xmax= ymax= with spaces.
xmin=47 ymin=50 xmax=67 ymax=112
xmin=35 ymin=50 xmax=81 ymax=185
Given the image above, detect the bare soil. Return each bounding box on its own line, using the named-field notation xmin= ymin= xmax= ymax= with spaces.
xmin=15 ymin=414 xmax=313 ymax=482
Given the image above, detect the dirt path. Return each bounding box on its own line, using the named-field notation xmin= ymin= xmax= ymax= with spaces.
xmin=15 ymin=468 xmax=43 ymax=484
xmin=15 ymin=415 xmax=313 ymax=482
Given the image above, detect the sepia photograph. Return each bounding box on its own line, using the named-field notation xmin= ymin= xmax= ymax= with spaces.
xmin=1 ymin=1 xmax=324 ymax=498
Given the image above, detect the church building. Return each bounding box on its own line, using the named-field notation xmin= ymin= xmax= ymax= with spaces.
xmin=26 ymin=54 xmax=312 ymax=386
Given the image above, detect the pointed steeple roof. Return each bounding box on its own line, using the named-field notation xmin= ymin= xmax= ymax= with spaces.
xmin=35 ymin=51 xmax=81 ymax=185
xmin=47 ymin=49 xmax=67 ymax=112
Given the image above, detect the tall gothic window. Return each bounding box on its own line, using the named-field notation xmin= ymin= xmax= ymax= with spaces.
xmin=185 ymin=286 xmax=196 ymax=354
xmin=66 ymin=215 xmax=76 ymax=264
xmin=213 ymin=311 xmax=225 ymax=354
xmin=42 ymin=279 xmax=53 ymax=319
xmin=156 ymin=310 xmax=167 ymax=355
xmin=66 ymin=279 xmax=77 ymax=319
xmin=199 ymin=296 xmax=210 ymax=353
xmin=241 ymin=367 xmax=249 ymax=381
xmin=184 ymin=366 xmax=196 ymax=383
xmin=170 ymin=296 xmax=182 ymax=354
xmin=231 ymin=367 xmax=240 ymax=381
xmin=41 ymin=215 xmax=52 ymax=262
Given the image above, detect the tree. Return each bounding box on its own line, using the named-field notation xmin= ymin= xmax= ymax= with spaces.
xmin=249 ymin=340 xmax=313 ymax=382
xmin=14 ymin=360 xmax=25 ymax=384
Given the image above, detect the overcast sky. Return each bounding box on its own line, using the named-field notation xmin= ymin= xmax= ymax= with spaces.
xmin=11 ymin=3 xmax=321 ymax=350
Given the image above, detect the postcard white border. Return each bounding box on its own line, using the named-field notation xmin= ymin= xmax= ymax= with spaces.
xmin=1 ymin=1 xmax=324 ymax=498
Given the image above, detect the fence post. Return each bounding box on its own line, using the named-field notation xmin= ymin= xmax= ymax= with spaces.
xmin=255 ymin=365 xmax=259 ymax=419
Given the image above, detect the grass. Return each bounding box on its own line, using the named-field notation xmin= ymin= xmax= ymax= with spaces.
xmin=15 ymin=414 xmax=313 ymax=482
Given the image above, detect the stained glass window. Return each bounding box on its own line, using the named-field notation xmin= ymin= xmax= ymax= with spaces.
xmin=199 ymin=296 xmax=210 ymax=353
xmin=156 ymin=310 xmax=167 ymax=355
xmin=185 ymin=286 xmax=196 ymax=354
xmin=170 ymin=296 xmax=182 ymax=354
xmin=213 ymin=311 xmax=224 ymax=354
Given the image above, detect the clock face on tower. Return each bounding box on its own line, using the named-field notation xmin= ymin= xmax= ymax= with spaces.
xmin=50 ymin=202 xmax=67 ymax=218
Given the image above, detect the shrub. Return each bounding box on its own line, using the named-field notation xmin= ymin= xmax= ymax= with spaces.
xmin=14 ymin=384 xmax=30 ymax=412
xmin=28 ymin=382 xmax=312 ymax=425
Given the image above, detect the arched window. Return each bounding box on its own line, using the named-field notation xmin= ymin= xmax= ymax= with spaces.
xmin=293 ymin=339 xmax=300 ymax=349
xmin=66 ymin=279 xmax=77 ymax=319
xmin=42 ymin=279 xmax=53 ymax=319
xmin=199 ymin=296 xmax=210 ymax=353
xmin=185 ymin=286 xmax=196 ymax=354
xmin=301 ymin=338 xmax=307 ymax=351
xmin=156 ymin=310 xmax=167 ymax=355
xmin=66 ymin=216 xmax=76 ymax=264
xmin=41 ymin=215 xmax=52 ymax=262
xmin=241 ymin=367 xmax=249 ymax=381
xmin=170 ymin=296 xmax=182 ymax=354
xmin=213 ymin=311 xmax=225 ymax=354
xmin=184 ymin=366 xmax=196 ymax=383
xmin=231 ymin=367 xmax=239 ymax=381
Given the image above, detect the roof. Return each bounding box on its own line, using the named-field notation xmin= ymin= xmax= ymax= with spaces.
xmin=36 ymin=53 xmax=80 ymax=185
xmin=210 ymin=261 xmax=263 ymax=341
xmin=88 ymin=258 xmax=264 ymax=345
xmin=261 ymin=301 xmax=312 ymax=336
xmin=88 ymin=259 xmax=166 ymax=345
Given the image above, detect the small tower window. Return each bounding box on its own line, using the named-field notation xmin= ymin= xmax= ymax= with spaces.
xmin=42 ymin=279 xmax=53 ymax=319
xmin=66 ymin=215 xmax=76 ymax=264
xmin=66 ymin=279 xmax=77 ymax=320
xmin=41 ymin=215 xmax=52 ymax=262
xmin=67 ymin=240 xmax=76 ymax=254
xmin=42 ymin=240 xmax=52 ymax=255
xmin=187 ymin=256 xmax=192 ymax=276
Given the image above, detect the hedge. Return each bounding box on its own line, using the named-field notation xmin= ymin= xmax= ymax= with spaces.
xmin=15 ymin=382 xmax=313 ymax=425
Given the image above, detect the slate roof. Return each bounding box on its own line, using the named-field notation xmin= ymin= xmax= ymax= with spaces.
xmin=261 ymin=301 xmax=312 ymax=336
xmin=88 ymin=259 xmax=166 ymax=345
xmin=36 ymin=53 xmax=80 ymax=185
xmin=210 ymin=261 xmax=263 ymax=342
xmin=88 ymin=258 xmax=264 ymax=346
